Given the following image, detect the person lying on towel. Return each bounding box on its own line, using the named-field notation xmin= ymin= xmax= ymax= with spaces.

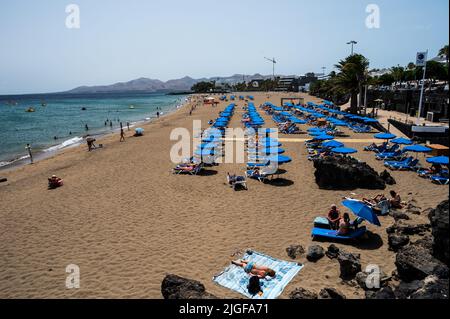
xmin=231 ymin=260 xmax=276 ymax=279
xmin=48 ymin=175 xmax=63 ymax=189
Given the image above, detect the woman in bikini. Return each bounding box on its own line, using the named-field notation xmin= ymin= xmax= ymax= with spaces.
xmin=231 ymin=260 xmax=276 ymax=279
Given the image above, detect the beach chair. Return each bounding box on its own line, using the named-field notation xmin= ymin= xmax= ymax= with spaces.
xmin=376 ymin=149 xmax=403 ymax=161
xmin=430 ymin=174 xmax=449 ymax=185
xmin=172 ymin=163 xmax=203 ymax=175
xmin=311 ymin=226 xmax=367 ymax=241
xmin=384 ymin=157 xmax=412 ymax=168
xmin=388 ymin=158 xmax=420 ymax=171
xmin=227 ymin=174 xmax=248 ymax=190
xmin=246 ymin=166 xmax=277 ymax=182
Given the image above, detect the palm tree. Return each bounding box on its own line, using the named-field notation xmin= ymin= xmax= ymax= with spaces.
xmin=439 ymin=45 xmax=449 ymax=64
xmin=333 ymin=54 xmax=369 ymax=114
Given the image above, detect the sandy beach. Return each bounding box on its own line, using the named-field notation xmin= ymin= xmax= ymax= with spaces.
xmin=0 ymin=92 xmax=448 ymax=299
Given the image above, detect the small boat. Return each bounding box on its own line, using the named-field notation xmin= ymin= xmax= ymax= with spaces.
xmin=81 ymin=107 xmax=87 ymax=111
xmin=41 ymin=100 xmax=47 ymax=107
xmin=26 ymin=107 xmax=35 ymax=113
xmin=129 ymin=105 xmax=135 ymax=109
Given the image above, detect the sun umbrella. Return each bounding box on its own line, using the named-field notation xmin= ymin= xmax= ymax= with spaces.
xmin=342 ymin=199 xmax=381 ymax=226
xmin=313 ymin=134 xmax=335 ymax=141
xmin=322 ymin=140 xmax=344 ymax=148
xmin=426 ymin=156 xmax=449 ymax=165
xmin=403 ymin=145 xmax=432 ymax=153
xmin=374 ymin=133 xmax=396 ymax=140
xmin=391 ymin=137 xmax=413 ymax=145
xmin=267 ymin=155 xmax=292 ymax=164
xmin=331 ymin=147 xmax=358 ymax=155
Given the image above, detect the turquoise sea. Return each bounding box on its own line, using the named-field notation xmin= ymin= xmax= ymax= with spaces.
xmin=0 ymin=92 xmax=187 ymax=167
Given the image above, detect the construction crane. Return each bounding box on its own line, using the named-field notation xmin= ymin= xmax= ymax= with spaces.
xmin=264 ymin=57 xmax=277 ymax=80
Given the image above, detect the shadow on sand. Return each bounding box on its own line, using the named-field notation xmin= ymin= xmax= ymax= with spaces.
xmin=265 ymin=178 xmax=295 ymax=187
xmin=313 ymin=231 xmax=384 ymax=251
xmin=197 ymin=170 xmax=218 ymax=177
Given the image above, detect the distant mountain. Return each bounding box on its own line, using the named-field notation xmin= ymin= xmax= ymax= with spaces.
xmin=63 ymin=74 xmax=276 ymax=94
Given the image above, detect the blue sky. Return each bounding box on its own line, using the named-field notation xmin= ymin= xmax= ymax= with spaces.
xmin=0 ymin=0 xmax=448 ymax=94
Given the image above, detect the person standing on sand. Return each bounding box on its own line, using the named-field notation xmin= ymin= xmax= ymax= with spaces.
xmin=120 ymin=128 xmax=125 ymax=142
xmin=127 ymin=122 xmax=130 ymax=131
xmin=156 ymin=111 xmax=160 ymax=118
xmin=25 ymin=144 xmax=33 ymax=164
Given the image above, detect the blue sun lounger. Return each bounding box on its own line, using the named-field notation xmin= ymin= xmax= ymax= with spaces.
xmin=311 ymin=226 xmax=367 ymax=240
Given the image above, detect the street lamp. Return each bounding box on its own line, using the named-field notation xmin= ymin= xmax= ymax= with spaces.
xmin=347 ymin=41 xmax=358 ymax=55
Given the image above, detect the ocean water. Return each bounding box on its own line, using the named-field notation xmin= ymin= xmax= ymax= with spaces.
xmin=0 ymin=92 xmax=187 ymax=167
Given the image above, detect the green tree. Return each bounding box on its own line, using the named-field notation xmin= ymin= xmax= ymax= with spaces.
xmin=333 ymin=54 xmax=370 ymax=114
xmin=191 ymin=81 xmax=215 ymax=93
xmin=439 ymin=45 xmax=449 ymax=64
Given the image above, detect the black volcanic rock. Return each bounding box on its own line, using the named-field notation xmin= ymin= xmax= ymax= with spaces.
xmin=395 ymin=244 xmax=448 ymax=282
xmin=289 ymin=287 xmax=318 ymax=299
xmin=428 ymin=200 xmax=449 ymax=265
xmin=318 ymin=288 xmax=346 ymax=299
xmin=306 ymin=245 xmax=325 ymax=262
xmin=313 ymin=156 xmax=386 ymax=190
xmin=161 ymin=275 xmax=217 ymax=299
xmin=337 ymin=251 xmax=361 ymax=280
xmin=388 ymin=233 xmax=410 ymax=252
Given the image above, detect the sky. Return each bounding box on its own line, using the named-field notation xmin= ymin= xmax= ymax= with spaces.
xmin=0 ymin=0 xmax=448 ymax=95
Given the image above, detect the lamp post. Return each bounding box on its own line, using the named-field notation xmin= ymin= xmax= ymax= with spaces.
xmin=347 ymin=41 xmax=357 ymax=55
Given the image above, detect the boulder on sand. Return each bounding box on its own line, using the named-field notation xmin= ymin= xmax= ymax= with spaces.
xmin=289 ymin=287 xmax=318 ymax=299
xmin=428 ymin=200 xmax=449 ymax=265
xmin=388 ymin=233 xmax=410 ymax=252
xmin=318 ymin=287 xmax=346 ymax=299
xmin=306 ymin=245 xmax=325 ymax=262
xmin=337 ymin=251 xmax=361 ymax=280
xmin=286 ymin=245 xmax=305 ymax=260
xmin=161 ymin=274 xmax=217 ymax=299
xmin=313 ymin=156 xmax=386 ymax=190
xmin=395 ymin=244 xmax=449 ymax=282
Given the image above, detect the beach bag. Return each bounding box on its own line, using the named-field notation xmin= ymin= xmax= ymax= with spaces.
xmin=247 ymin=276 xmax=262 ymax=296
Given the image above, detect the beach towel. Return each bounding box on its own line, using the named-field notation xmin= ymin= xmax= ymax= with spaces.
xmin=213 ymin=251 xmax=303 ymax=299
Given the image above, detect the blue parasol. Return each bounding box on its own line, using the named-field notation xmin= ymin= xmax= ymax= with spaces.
xmin=331 ymin=147 xmax=358 ymax=155
xmin=403 ymin=145 xmax=432 ymax=153
xmin=391 ymin=137 xmax=413 ymax=145
xmin=267 ymin=155 xmax=292 ymax=164
xmin=342 ymin=199 xmax=381 ymax=226
xmin=313 ymin=134 xmax=335 ymax=141
xmin=374 ymin=133 xmax=396 ymax=140
xmin=426 ymin=156 xmax=449 ymax=165
xmin=322 ymin=140 xmax=344 ymax=148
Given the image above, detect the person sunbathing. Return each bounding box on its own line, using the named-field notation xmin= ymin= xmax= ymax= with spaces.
xmin=363 ymin=194 xmax=387 ymax=206
xmin=389 ymin=190 xmax=402 ymax=209
xmin=337 ymin=213 xmax=351 ymax=236
xmin=48 ymin=175 xmax=63 ymax=189
xmin=327 ymin=204 xmax=341 ymax=230
xmin=232 ymin=260 xmax=276 ymax=279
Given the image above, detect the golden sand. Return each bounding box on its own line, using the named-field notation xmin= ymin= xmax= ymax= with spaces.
xmin=0 ymin=92 xmax=447 ymax=298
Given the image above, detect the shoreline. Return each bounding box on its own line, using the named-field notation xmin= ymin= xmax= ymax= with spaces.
xmin=0 ymin=95 xmax=193 ymax=173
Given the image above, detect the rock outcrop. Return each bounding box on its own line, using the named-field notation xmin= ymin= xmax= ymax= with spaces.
xmin=286 ymin=245 xmax=305 ymax=260
xmin=306 ymin=245 xmax=325 ymax=262
xmin=289 ymin=287 xmax=318 ymax=299
xmin=337 ymin=251 xmax=361 ymax=280
xmin=161 ymin=275 xmax=217 ymax=299
xmin=428 ymin=200 xmax=449 ymax=265
xmin=313 ymin=156 xmax=386 ymax=190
